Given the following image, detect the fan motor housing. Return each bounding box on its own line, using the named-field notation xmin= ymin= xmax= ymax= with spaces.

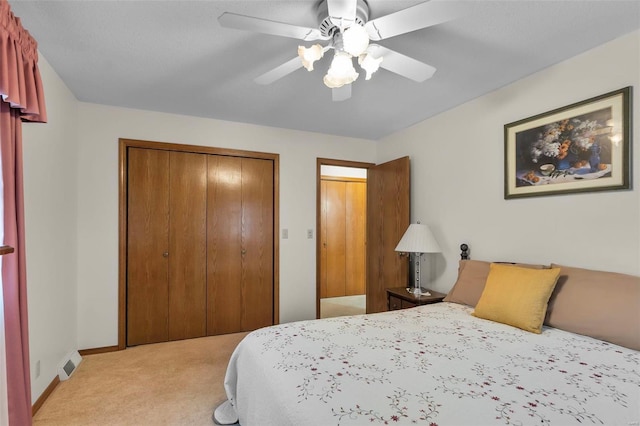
xmin=317 ymin=0 xmax=369 ymax=38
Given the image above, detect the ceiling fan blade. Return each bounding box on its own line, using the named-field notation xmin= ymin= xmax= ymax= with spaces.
xmin=364 ymin=1 xmax=459 ymax=41
xmin=218 ymin=12 xmax=327 ymax=41
xmin=254 ymin=57 xmax=303 ymax=85
xmin=332 ymin=85 xmax=352 ymax=102
xmin=368 ymin=45 xmax=436 ymax=82
xmin=327 ymin=0 xmax=357 ymax=27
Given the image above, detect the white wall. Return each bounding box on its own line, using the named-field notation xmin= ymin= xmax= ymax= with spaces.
xmin=75 ymin=104 xmax=376 ymax=349
xmin=378 ymin=31 xmax=640 ymax=294
xmin=22 ymin=55 xmax=79 ymax=402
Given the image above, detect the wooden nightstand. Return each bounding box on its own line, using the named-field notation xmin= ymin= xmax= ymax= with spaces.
xmin=386 ymin=287 xmax=446 ymax=311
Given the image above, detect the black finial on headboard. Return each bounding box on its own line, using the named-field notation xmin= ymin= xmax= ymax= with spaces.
xmin=460 ymin=243 xmax=469 ymax=260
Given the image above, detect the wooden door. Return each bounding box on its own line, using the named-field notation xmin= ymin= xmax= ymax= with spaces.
xmin=366 ymin=157 xmax=410 ymax=313
xmin=168 ymin=151 xmax=207 ymax=341
xmin=345 ymin=181 xmax=366 ymax=296
xmin=120 ymin=139 xmax=279 ymax=348
xmin=207 ymin=156 xmax=274 ymax=334
xmin=241 ymin=158 xmax=274 ymax=330
xmin=127 ymin=148 xmax=170 ymax=346
xmin=320 ymin=178 xmax=366 ymax=298
xmin=321 ymin=180 xmax=347 ymax=298
xmin=320 ymin=181 xmax=328 ymax=298
xmin=207 ymin=156 xmax=243 ymax=335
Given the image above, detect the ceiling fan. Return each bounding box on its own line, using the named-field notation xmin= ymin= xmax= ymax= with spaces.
xmin=218 ymin=0 xmax=458 ymax=101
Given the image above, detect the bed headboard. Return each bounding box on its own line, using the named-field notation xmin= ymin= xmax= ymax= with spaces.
xmin=450 ymin=241 xmax=640 ymax=350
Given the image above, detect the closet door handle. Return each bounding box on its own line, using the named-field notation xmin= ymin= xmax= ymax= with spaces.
xmin=241 ymin=249 xmax=246 ymax=255
xmin=162 ymin=252 xmax=169 ymax=258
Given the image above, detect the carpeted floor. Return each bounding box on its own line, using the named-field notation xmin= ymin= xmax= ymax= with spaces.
xmin=320 ymin=295 xmax=366 ymax=318
xmin=33 ymin=332 xmax=247 ymax=426
xmin=34 ymin=301 xmax=364 ymax=425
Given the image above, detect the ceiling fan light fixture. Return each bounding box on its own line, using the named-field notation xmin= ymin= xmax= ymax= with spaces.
xmin=342 ymin=23 xmax=369 ymax=57
xmin=219 ymin=0 xmax=446 ymax=99
xmin=323 ymin=51 xmax=359 ymax=88
xmin=298 ymin=44 xmax=324 ymax=71
xmin=358 ymin=52 xmax=383 ymax=80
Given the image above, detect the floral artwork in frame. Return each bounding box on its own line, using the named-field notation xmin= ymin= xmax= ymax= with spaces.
xmin=504 ymin=87 xmax=631 ymax=199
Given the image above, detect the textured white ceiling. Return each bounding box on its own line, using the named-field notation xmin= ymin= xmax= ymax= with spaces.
xmin=9 ymin=0 xmax=640 ymax=140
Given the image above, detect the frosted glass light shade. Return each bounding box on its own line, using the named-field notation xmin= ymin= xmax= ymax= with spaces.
xmin=358 ymin=52 xmax=383 ymax=80
xmin=298 ymin=44 xmax=324 ymax=71
xmin=323 ymin=51 xmax=359 ymax=88
xmin=342 ymin=24 xmax=369 ymax=57
xmin=395 ymin=223 xmax=441 ymax=254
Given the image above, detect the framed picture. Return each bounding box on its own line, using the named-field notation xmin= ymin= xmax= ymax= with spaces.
xmin=504 ymin=87 xmax=632 ymax=199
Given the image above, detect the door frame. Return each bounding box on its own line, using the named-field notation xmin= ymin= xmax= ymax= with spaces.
xmin=316 ymin=158 xmax=374 ymax=319
xmin=119 ymin=138 xmax=280 ymax=349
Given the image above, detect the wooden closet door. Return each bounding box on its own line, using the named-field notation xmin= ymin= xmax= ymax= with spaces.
xmin=345 ymin=181 xmax=366 ymax=296
xmin=207 ymin=156 xmax=243 ymax=335
xmin=323 ymin=180 xmax=347 ymax=298
xmin=168 ymin=151 xmax=207 ymax=341
xmin=127 ymin=148 xmax=170 ymax=346
xmin=241 ymin=158 xmax=274 ymax=330
xmin=320 ymin=181 xmax=328 ymax=298
xmin=207 ymin=156 xmax=274 ymax=334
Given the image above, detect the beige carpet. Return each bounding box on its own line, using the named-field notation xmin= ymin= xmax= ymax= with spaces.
xmin=33 ymin=332 xmax=247 ymax=426
xmin=320 ymin=295 xmax=366 ymax=318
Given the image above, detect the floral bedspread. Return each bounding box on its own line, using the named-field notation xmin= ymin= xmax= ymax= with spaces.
xmin=221 ymin=302 xmax=639 ymax=425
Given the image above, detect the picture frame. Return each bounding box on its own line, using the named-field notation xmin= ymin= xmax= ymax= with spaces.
xmin=504 ymin=87 xmax=632 ymax=199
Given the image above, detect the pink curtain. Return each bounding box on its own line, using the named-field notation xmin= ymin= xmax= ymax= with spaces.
xmin=0 ymin=1 xmax=47 ymax=425
xmin=0 ymin=0 xmax=47 ymax=122
xmin=0 ymin=102 xmax=30 ymax=426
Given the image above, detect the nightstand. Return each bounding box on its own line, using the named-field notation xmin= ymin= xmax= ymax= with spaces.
xmin=386 ymin=287 xmax=446 ymax=311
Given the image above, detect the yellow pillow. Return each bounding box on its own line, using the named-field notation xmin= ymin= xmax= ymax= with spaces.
xmin=473 ymin=263 xmax=560 ymax=333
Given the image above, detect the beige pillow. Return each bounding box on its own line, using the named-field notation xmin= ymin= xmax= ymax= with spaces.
xmin=545 ymin=264 xmax=640 ymax=350
xmin=473 ymin=264 xmax=561 ymax=333
xmin=443 ymin=259 xmax=547 ymax=307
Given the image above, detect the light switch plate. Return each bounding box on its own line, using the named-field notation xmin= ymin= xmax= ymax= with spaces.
xmin=282 ymin=229 xmax=288 ymax=239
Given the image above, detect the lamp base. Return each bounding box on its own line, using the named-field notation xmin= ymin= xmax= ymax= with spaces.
xmin=407 ymin=287 xmax=431 ymax=297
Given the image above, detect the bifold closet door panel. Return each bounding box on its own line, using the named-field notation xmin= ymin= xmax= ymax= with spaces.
xmin=241 ymin=158 xmax=274 ymax=331
xmin=324 ymin=180 xmax=347 ymax=298
xmin=127 ymin=148 xmax=170 ymax=346
xmin=207 ymin=156 xmax=243 ymax=335
xmin=168 ymin=151 xmax=207 ymax=341
xmin=345 ymin=181 xmax=366 ymax=296
xmin=320 ymin=180 xmax=328 ymax=299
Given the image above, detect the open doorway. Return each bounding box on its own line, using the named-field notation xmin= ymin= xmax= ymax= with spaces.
xmin=317 ymin=159 xmax=372 ymax=319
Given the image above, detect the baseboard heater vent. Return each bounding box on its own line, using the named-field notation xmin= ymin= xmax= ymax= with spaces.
xmin=58 ymin=351 xmax=82 ymax=381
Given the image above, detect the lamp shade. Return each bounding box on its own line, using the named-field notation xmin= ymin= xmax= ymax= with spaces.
xmin=298 ymin=44 xmax=324 ymax=71
xmin=358 ymin=52 xmax=382 ymax=80
xmin=342 ymin=24 xmax=369 ymax=57
xmin=395 ymin=223 xmax=441 ymax=254
xmin=323 ymin=51 xmax=359 ymax=88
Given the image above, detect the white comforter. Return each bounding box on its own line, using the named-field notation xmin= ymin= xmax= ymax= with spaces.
xmin=219 ymin=302 xmax=640 ymax=425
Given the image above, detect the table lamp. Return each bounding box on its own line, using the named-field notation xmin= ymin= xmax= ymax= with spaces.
xmin=394 ymin=222 xmax=441 ymax=296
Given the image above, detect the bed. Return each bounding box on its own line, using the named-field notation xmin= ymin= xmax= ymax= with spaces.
xmin=213 ymin=248 xmax=640 ymax=425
